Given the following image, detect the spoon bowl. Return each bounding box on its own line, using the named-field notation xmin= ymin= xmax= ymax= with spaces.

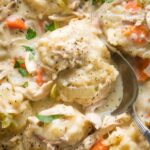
xmin=106 ymin=44 xmax=150 ymax=144
xmin=110 ymin=51 xmax=138 ymax=115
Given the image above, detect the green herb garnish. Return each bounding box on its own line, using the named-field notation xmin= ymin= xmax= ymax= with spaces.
xmin=23 ymin=45 xmax=33 ymax=52
xmin=105 ymin=0 xmax=114 ymax=3
xmin=23 ymin=82 xmax=28 ymax=88
xmin=14 ymin=59 xmax=24 ymax=68
xmin=26 ymin=28 xmax=36 ymax=40
xmin=36 ymin=114 xmax=64 ymax=123
xmin=18 ymin=68 xmax=28 ymax=77
xmin=45 ymin=22 xmax=56 ymax=32
xmin=14 ymin=58 xmax=28 ymax=77
xmin=89 ymin=0 xmax=114 ymax=5
xmin=23 ymin=45 xmax=35 ymax=55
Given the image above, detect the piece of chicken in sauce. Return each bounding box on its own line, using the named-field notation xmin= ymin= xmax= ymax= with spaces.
xmin=23 ymin=104 xmax=93 ymax=149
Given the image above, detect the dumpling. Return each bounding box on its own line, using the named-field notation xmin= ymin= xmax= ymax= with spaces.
xmin=57 ymin=64 xmax=118 ymax=106
xmin=36 ymin=19 xmax=108 ymax=77
xmin=104 ymin=123 xmax=150 ymax=150
xmin=23 ymin=104 xmax=92 ymax=149
xmin=99 ymin=0 xmax=150 ymax=58
xmin=76 ymin=114 xmax=149 ymax=150
xmin=24 ymin=0 xmax=82 ymax=19
xmin=0 ymin=82 xmax=24 ymax=115
xmin=36 ymin=19 xmax=118 ymax=106
xmin=135 ymin=81 xmax=150 ymax=129
xmin=0 ymin=82 xmax=32 ymax=131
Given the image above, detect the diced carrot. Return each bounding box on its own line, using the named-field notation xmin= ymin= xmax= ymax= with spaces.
xmin=132 ymin=57 xmax=150 ymax=82
xmin=122 ymin=25 xmax=149 ymax=44
xmin=146 ymin=112 xmax=150 ymax=118
xmin=36 ymin=69 xmax=44 ymax=86
xmin=132 ymin=25 xmax=149 ymax=44
xmin=6 ymin=18 xmax=26 ymax=30
xmin=20 ymin=63 xmax=26 ymax=69
xmin=122 ymin=26 xmax=133 ymax=36
xmin=135 ymin=57 xmax=150 ymax=69
xmin=91 ymin=139 xmax=109 ymax=150
xmin=125 ymin=1 xmax=141 ymax=12
xmin=13 ymin=57 xmax=26 ymax=69
xmin=134 ymin=67 xmax=149 ymax=82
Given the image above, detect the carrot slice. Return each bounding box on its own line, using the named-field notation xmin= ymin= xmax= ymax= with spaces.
xmin=20 ymin=63 xmax=26 ymax=69
xmin=36 ymin=69 xmax=44 ymax=86
xmin=125 ymin=1 xmax=141 ymax=12
xmin=132 ymin=57 xmax=150 ymax=82
xmin=122 ymin=25 xmax=149 ymax=44
xmin=14 ymin=57 xmax=26 ymax=69
xmin=91 ymin=139 xmax=109 ymax=150
xmin=146 ymin=112 xmax=150 ymax=118
xmin=132 ymin=25 xmax=149 ymax=44
xmin=122 ymin=26 xmax=133 ymax=36
xmin=6 ymin=18 xmax=26 ymax=30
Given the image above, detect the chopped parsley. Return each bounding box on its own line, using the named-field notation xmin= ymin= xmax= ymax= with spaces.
xmin=23 ymin=82 xmax=28 ymax=88
xmin=14 ymin=59 xmax=25 ymax=68
xmin=26 ymin=28 xmax=36 ymax=40
xmin=23 ymin=45 xmax=35 ymax=55
xmin=14 ymin=58 xmax=28 ymax=77
xmin=18 ymin=68 xmax=28 ymax=77
xmin=36 ymin=114 xmax=64 ymax=123
xmin=89 ymin=0 xmax=114 ymax=4
xmin=45 ymin=22 xmax=56 ymax=32
xmin=23 ymin=45 xmax=33 ymax=52
xmin=105 ymin=0 xmax=114 ymax=2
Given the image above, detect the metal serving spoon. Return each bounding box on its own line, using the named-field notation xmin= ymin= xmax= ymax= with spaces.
xmin=107 ymin=44 xmax=150 ymax=144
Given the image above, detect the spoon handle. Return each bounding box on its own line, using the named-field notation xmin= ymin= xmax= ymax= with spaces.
xmin=128 ymin=106 xmax=150 ymax=144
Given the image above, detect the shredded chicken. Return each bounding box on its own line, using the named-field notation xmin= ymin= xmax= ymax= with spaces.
xmin=0 ymin=0 xmax=17 ymax=21
xmin=23 ymin=104 xmax=93 ymax=149
xmin=24 ymin=0 xmax=82 ymax=20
